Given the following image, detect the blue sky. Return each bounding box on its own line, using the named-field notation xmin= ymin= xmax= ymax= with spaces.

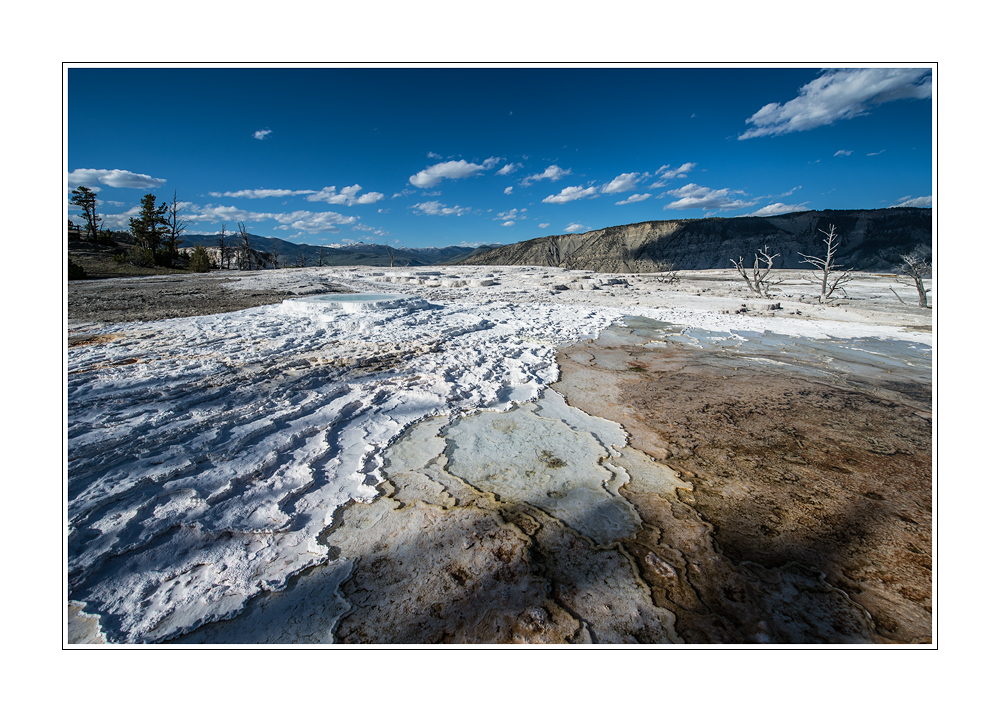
xmin=67 ymin=66 xmax=933 ymax=249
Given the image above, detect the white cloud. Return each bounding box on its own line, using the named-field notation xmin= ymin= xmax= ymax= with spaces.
xmin=834 ymin=150 xmax=853 ymax=157
xmin=890 ymin=195 xmax=932 ymax=208
xmin=273 ymin=211 xmax=357 ymax=233
xmin=650 ymin=163 xmax=697 ymax=187
xmin=768 ymin=185 xmax=802 ymax=198
xmin=409 ymin=159 xmax=495 ymax=188
xmin=89 ymin=206 xmax=141 ymax=229
xmin=410 ymin=200 xmax=471 ymax=216
xmin=747 ymin=202 xmax=811 ymax=216
xmin=253 ymin=128 xmax=273 ymax=140
xmin=351 ymin=223 xmax=390 ymax=237
xmin=495 ymin=208 xmax=526 ymax=221
xmin=213 ymin=188 xmax=315 ymax=199
xmin=504 ymin=186 xmax=513 ymax=195
xmin=740 ymin=68 xmax=932 ymax=140
xmin=542 ymin=185 xmax=598 ymax=204
xmin=428 ymin=151 xmax=442 ymax=159
xmin=538 ymin=223 xmax=550 ymax=229
xmin=67 ymin=168 xmax=167 ymax=190
xmin=602 ymin=172 xmax=648 ymax=194
xmin=615 ymin=193 xmax=652 ymax=205
xmin=521 ymin=165 xmax=571 ymax=185
xmin=175 ymin=203 xmax=356 ymax=233
xmin=307 ymin=185 xmax=384 ymax=205
xmin=502 ymin=221 xmax=515 ymax=227
xmin=564 ymin=223 xmax=586 ymax=233
xmin=664 ymin=183 xmax=758 ymax=211
xmin=392 ymin=189 xmax=416 ymax=199
xmin=496 ymin=162 xmax=523 ymax=176
xmin=868 ymin=150 xmax=886 ymax=156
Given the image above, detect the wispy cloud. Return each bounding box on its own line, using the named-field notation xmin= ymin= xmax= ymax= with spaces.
xmin=494 ymin=208 xmax=526 ymax=222
xmin=746 ymin=202 xmax=810 ymax=216
xmin=834 ymin=150 xmax=853 ymax=157
xmin=615 ymin=193 xmax=652 ymax=205
xmin=868 ymin=149 xmax=886 ymax=156
xmin=538 ymin=223 xmax=550 ymax=229
xmin=253 ymin=128 xmax=273 ymax=140
xmin=766 ymin=185 xmax=802 ymax=198
xmin=351 ymin=223 xmax=390 ymax=237
xmin=410 ymin=200 xmax=471 ymax=216
xmin=542 ymin=185 xmax=598 ymax=204
xmin=740 ymin=68 xmax=932 ymax=140
xmin=67 ymin=168 xmax=167 ymax=189
xmin=409 ymin=159 xmax=499 ymax=188
xmin=663 ymin=183 xmax=757 ymax=211
xmin=602 ymin=172 xmax=648 ymax=194
xmin=890 ymin=195 xmax=932 ymax=208
xmin=564 ymin=223 xmax=587 ymax=233
xmin=521 ymin=165 xmax=571 ymax=186
xmin=650 ymin=162 xmax=696 ymax=188
xmin=307 ymin=185 xmax=385 ymax=205
xmin=504 ymin=186 xmax=513 ymax=195
xmin=210 ymin=188 xmax=315 ymax=199
xmin=496 ymin=162 xmax=523 ymax=176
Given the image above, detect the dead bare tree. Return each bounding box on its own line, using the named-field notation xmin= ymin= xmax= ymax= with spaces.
xmin=235 ymin=222 xmax=268 ymax=270
xmin=385 ymin=242 xmax=396 ymax=268
xmin=896 ymin=251 xmax=932 ymax=308
xmin=799 ymin=224 xmax=854 ymax=304
xmin=164 ymin=190 xmax=189 ymax=263
xmin=217 ymin=223 xmax=233 ymax=270
xmin=655 ymin=261 xmax=680 ymax=284
xmin=270 ymin=243 xmax=280 ymax=269
xmin=731 ymin=245 xmax=782 ymax=298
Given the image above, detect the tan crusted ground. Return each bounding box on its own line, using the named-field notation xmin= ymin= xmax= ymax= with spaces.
xmin=552 ymin=331 xmax=932 ymax=644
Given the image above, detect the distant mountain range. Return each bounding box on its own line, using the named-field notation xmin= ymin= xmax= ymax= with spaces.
xmin=458 ymin=208 xmax=932 ymax=273
xmin=182 ymin=233 xmax=500 ymax=267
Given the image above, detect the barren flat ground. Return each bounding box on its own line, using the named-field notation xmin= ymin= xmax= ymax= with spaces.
xmin=66 ymin=266 xmax=932 ymax=644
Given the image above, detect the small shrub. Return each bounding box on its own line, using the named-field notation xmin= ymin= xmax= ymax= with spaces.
xmin=114 ymin=245 xmax=155 ymax=268
xmin=68 ymin=258 xmax=87 ymax=280
xmin=154 ymin=248 xmax=174 ymax=267
xmin=189 ymin=245 xmax=212 ymax=273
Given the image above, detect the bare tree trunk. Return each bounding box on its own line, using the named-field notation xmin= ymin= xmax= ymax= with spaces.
xmin=218 ymin=224 xmax=230 ymax=270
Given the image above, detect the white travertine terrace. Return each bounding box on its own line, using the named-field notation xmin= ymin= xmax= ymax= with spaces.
xmin=67 ymin=266 xmax=931 ymax=643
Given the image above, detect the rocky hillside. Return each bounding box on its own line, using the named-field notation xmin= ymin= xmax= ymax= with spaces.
xmin=459 ymin=208 xmax=931 ymax=273
xmin=182 ymin=233 xmax=495 ymax=268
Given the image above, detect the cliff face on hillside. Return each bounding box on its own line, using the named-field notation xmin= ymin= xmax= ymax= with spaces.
xmin=459 ymin=209 xmax=932 ymax=273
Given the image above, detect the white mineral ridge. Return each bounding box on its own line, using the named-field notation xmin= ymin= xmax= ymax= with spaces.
xmin=67 ymin=266 xmax=931 ymax=643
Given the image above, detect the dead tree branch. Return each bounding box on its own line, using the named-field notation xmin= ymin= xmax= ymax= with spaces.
xmin=731 ymin=245 xmax=782 ymax=298
xmin=799 ymin=224 xmax=854 ymax=304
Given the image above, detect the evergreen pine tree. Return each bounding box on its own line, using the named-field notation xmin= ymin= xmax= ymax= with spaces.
xmin=70 ymin=186 xmax=101 ymax=241
xmin=129 ymin=193 xmax=169 ymax=256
